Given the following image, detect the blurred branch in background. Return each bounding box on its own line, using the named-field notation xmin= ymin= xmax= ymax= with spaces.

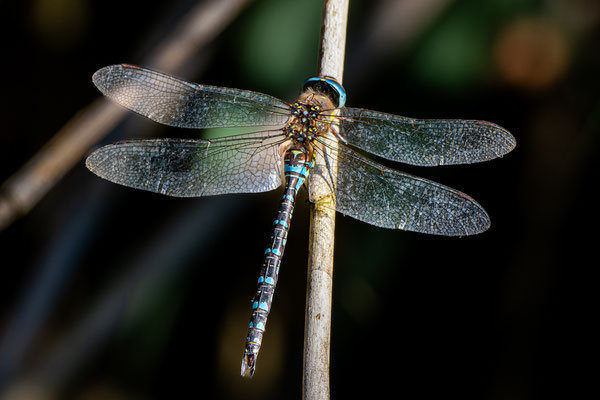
xmin=1 ymin=196 xmax=242 ymax=399
xmin=0 ymin=0 xmax=252 ymax=394
xmin=0 ymin=0 xmax=252 ymax=232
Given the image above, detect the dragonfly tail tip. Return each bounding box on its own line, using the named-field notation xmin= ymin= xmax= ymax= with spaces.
xmin=241 ymin=353 xmax=256 ymax=378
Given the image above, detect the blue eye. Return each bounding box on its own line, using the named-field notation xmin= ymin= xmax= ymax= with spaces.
xmin=302 ymin=76 xmax=347 ymax=108
xmin=322 ymin=76 xmax=346 ymax=108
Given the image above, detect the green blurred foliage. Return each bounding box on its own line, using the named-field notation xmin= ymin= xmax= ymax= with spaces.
xmin=236 ymin=0 xmax=322 ymax=92
xmin=409 ymin=0 xmax=539 ymax=90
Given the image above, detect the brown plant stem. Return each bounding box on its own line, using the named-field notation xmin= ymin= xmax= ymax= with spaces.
xmin=304 ymin=1 xmax=348 ymax=399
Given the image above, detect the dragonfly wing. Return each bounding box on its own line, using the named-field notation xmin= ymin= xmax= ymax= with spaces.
xmin=323 ymin=142 xmax=490 ymax=236
xmin=93 ymin=64 xmax=291 ymax=129
xmin=86 ymin=133 xmax=285 ymax=197
xmin=339 ymin=107 xmax=516 ymax=166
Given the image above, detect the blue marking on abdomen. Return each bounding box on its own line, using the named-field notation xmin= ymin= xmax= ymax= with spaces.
xmin=265 ymin=277 xmax=275 ymax=285
xmin=294 ymin=178 xmax=305 ymax=192
xmin=285 ymin=164 xmax=307 ymax=174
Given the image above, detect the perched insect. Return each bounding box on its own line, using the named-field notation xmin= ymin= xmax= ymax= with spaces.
xmin=87 ymin=64 xmax=516 ymax=377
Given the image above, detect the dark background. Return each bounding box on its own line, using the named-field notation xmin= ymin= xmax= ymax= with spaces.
xmin=1 ymin=0 xmax=596 ymax=399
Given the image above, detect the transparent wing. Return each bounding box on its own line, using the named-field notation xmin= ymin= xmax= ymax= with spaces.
xmin=93 ymin=64 xmax=291 ymax=129
xmin=337 ymin=107 xmax=516 ymax=166
xmin=86 ymin=132 xmax=286 ymax=197
xmin=312 ymin=140 xmax=490 ymax=236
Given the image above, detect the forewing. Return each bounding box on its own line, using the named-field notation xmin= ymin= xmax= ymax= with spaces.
xmin=317 ymin=142 xmax=490 ymax=236
xmin=86 ymin=133 xmax=285 ymax=197
xmin=93 ymin=64 xmax=291 ymax=129
xmin=339 ymin=107 xmax=516 ymax=166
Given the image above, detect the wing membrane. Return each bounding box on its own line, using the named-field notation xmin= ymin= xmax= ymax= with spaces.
xmin=338 ymin=107 xmax=516 ymax=166
xmin=312 ymin=140 xmax=490 ymax=236
xmin=86 ymin=133 xmax=286 ymax=197
xmin=93 ymin=64 xmax=291 ymax=129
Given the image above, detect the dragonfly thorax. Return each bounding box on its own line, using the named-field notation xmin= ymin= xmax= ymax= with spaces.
xmin=283 ymin=99 xmax=333 ymax=146
xmin=283 ymin=102 xmax=321 ymax=142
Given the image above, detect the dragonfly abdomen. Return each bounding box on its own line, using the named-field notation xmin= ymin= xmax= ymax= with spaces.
xmin=242 ymin=146 xmax=313 ymax=377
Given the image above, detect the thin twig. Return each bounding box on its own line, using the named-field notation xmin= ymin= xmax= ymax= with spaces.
xmin=0 ymin=0 xmax=251 ymax=231
xmin=304 ymin=1 xmax=348 ymax=399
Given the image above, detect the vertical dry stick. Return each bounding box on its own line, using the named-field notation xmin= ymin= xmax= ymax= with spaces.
xmin=304 ymin=1 xmax=348 ymax=399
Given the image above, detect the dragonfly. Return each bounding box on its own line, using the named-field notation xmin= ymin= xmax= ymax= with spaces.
xmin=86 ymin=64 xmax=516 ymax=377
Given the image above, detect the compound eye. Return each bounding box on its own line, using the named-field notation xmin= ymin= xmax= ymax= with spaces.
xmin=302 ymin=77 xmax=347 ymax=108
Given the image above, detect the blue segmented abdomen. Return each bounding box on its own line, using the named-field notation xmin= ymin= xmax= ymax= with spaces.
xmin=241 ymin=146 xmax=313 ymax=378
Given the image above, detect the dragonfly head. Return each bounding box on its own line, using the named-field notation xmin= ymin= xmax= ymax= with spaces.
xmin=303 ymin=76 xmax=346 ymax=108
